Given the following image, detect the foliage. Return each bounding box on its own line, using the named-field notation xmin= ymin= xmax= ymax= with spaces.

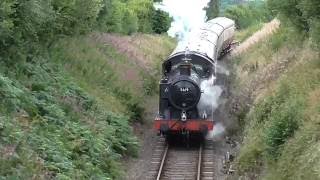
xmin=224 ymin=1 xmax=272 ymax=29
xmin=97 ymin=0 xmax=171 ymax=35
xmin=151 ymin=9 xmax=172 ymax=34
xmin=260 ymin=85 xmax=303 ymax=158
xmin=235 ymin=23 xmax=263 ymax=42
xmin=0 ymin=0 xmax=171 ymax=66
xmin=220 ymin=0 xmax=247 ymax=12
xmin=267 ymin=0 xmax=320 ymax=45
xmin=0 ymin=0 xmax=105 ymax=62
xmin=98 ymin=0 xmax=138 ymax=34
xmin=141 ymin=72 xmax=159 ymax=96
xmin=0 ymin=0 xmax=175 ymax=178
xmin=122 ymin=8 xmax=139 ymax=35
xmin=0 ymin=31 xmax=176 ymax=179
xmin=205 ymin=0 xmax=220 ymax=20
xmin=51 ymin=36 xmax=148 ymax=122
xmin=0 ymin=60 xmax=139 ymax=179
xmin=235 ymin=26 xmax=320 ymax=179
xmin=129 ymin=0 xmax=154 ymax=33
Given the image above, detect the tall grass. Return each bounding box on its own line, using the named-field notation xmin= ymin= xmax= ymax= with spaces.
xmin=235 ymin=26 xmax=320 ymax=179
xmin=0 ymin=34 xmax=175 ymax=179
xmin=0 ymin=61 xmax=138 ymax=179
xmin=235 ymin=23 xmax=263 ymax=42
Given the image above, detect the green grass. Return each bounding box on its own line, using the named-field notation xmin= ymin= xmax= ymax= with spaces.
xmin=0 ymin=62 xmax=138 ymax=179
xmin=0 ymin=34 xmax=175 ymax=179
xmin=234 ymin=27 xmax=320 ymax=179
xmin=235 ymin=23 xmax=263 ymax=42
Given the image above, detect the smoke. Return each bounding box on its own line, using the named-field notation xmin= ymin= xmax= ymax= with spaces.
xmin=197 ymin=77 xmax=223 ymax=118
xmin=206 ymin=123 xmax=226 ymax=140
xmin=216 ymin=64 xmax=230 ymax=76
xmin=154 ymin=0 xmax=210 ymax=40
xmin=197 ymin=77 xmax=226 ymax=140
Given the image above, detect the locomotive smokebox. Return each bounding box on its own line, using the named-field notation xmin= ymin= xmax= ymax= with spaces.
xmin=168 ymin=64 xmax=201 ymax=111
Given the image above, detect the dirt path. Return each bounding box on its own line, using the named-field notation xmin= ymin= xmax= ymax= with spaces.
xmin=124 ymin=126 xmax=160 ymax=180
xmin=123 ymin=96 xmax=160 ymax=180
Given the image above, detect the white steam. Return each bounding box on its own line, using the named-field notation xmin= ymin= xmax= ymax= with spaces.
xmin=154 ymin=0 xmax=210 ymax=40
xmin=198 ymin=77 xmax=226 ymax=140
xmin=206 ymin=123 xmax=226 ymax=140
xmin=216 ymin=64 xmax=230 ymax=76
xmin=154 ymin=1 xmax=229 ymax=140
xmin=197 ymin=77 xmax=223 ymax=118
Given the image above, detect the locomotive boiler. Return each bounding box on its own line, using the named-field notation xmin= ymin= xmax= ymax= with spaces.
xmin=154 ymin=17 xmax=235 ymax=136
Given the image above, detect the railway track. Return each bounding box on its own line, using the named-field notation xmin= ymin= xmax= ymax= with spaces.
xmin=147 ymin=137 xmax=216 ymax=180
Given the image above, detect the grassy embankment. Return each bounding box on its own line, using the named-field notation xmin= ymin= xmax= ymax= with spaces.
xmin=232 ymin=25 xmax=320 ymax=179
xmin=0 ymin=34 xmax=175 ymax=179
xmin=235 ymin=23 xmax=263 ymax=43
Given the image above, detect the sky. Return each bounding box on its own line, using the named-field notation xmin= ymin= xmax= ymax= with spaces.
xmin=154 ymin=0 xmax=210 ymax=40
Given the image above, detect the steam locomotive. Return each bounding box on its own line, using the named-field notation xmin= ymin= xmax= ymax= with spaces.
xmin=154 ymin=17 xmax=235 ymax=137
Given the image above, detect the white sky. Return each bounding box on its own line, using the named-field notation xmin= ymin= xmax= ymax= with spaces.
xmin=155 ymin=0 xmax=210 ymax=40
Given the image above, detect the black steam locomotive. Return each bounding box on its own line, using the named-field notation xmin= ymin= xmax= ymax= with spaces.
xmin=154 ymin=17 xmax=235 ymax=136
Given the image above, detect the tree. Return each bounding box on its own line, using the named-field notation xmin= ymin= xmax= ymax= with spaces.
xmin=205 ymin=0 xmax=220 ymax=20
xmin=267 ymin=0 xmax=320 ymax=45
xmin=122 ymin=8 xmax=138 ymax=35
xmin=224 ymin=2 xmax=271 ymax=29
xmin=267 ymin=0 xmax=308 ymax=31
xmin=129 ymin=0 xmax=154 ymax=33
xmin=151 ymin=9 xmax=172 ymax=34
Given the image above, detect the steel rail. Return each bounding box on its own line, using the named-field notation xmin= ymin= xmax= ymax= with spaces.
xmin=156 ymin=144 xmax=169 ymax=180
xmin=197 ymin=144 xmax=203 ymax=180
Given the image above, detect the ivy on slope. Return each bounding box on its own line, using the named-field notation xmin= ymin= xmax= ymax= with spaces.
xmin=0 ymin=60 xmax=138 ymax=179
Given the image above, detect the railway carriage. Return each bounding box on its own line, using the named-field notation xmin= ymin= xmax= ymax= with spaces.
xmin=154 ymin=17 xmax=235 ymax=137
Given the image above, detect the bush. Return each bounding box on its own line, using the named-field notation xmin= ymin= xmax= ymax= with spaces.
xmin=97 ymin=0 xmax=170 ymax=35
xmin=0 ymin=60 xmax=139 ymax=179
xmin=152 ymin=9 xmax=172 ymax=34
xmin=122 ymin=8 xmax=139 ymax=35
xmin=224 ymin=2 xmax=271 ymax=29
xmin=205 ymin=0 xmax=219 ymax=19
xmin=141 ymin=72 xmax=158 ymax=96
xmin=112 ymin=87 xmax=144 ymax=121
xmin=264 ymin=97 xmax=302 ymax=158
xmin=1 ymin=0 xmax=169 ymax=66
xmin=309 ymin=18 xmax=320 ymax=46
xmin=268 ymin=0 xmax=320 ymax=46
xmin=268 ymin=28 xmax=289 ymax=51
xmin=129 ymin=0 xmax=154 ymax=33
xmin=235 ymin=23 xmax=263 ymax=42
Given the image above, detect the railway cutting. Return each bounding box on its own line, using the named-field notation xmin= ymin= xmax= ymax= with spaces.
xmin=146 ymin=137 xmax=217 ymax=180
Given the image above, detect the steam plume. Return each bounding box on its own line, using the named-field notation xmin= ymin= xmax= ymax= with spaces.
xmin=154 ymin=0 xmax=210 ymax=40
xmin=197 ymin=77 xmax=223 ymax=118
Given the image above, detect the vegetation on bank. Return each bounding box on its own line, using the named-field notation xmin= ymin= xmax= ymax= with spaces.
xmin=0 ymin=34 xmax=174 ymax=179
xmin=234 ymin=26 xmax=320 ymax=179
xmin=224 ymin=1 xmax=271 ymax=30
xmin=205 ymin=0 xmax=271 ymax=43
xmin=0 ymin=0 xmax=175 ymax=179
xmin=0 ymin=50 xmax=139 ymax=179
xmin=0 ymin=0 xmax=172 ymax=64
xmin=268 ymin=0 xmax=320 ymax=46
xmin=230 ymin=0 xmax=320 ymax=178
